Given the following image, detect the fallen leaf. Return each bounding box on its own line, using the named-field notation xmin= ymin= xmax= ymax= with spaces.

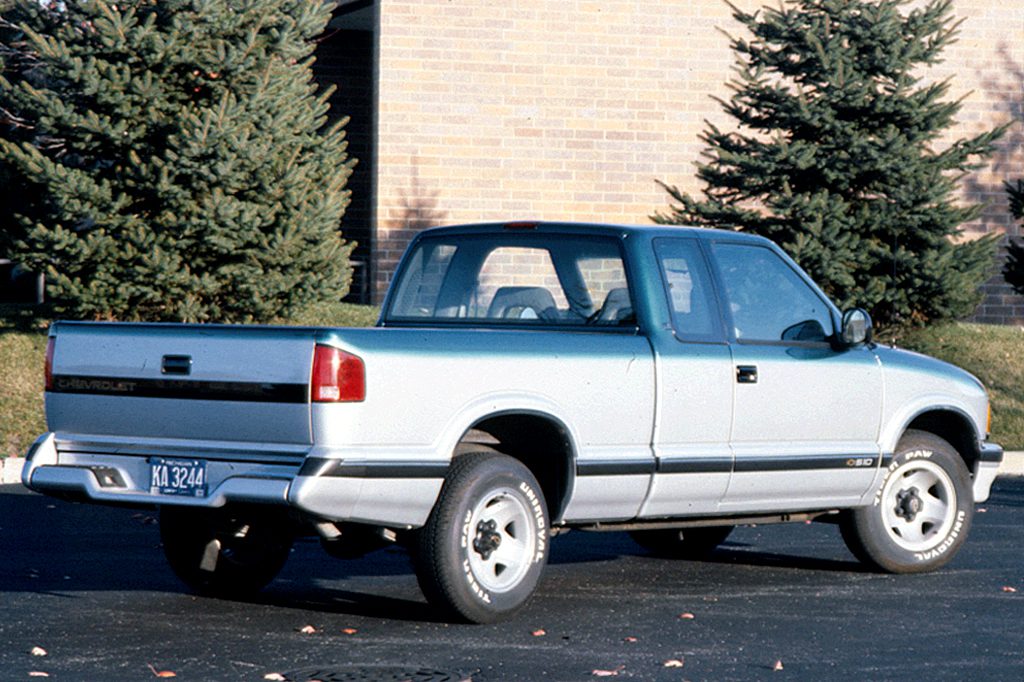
xmin=532 ymin=629 xmax=546 ymax=637
xmin=263 ymin=675 xmax=286 ymax=681
xmin=679 ymin=612 xmax=696 ymax=620
xmin=147 ymin=665 xmax=177 ymax=678
xmin=663 ymin=658 xmax=685 ymax=668
xmin=623 ymin=636 xmax=638 ymax=643
xmin=30 ymin=646 xmax=47 ymax=657
xmin=341 ymin=628 xmax=358 ymax=635
xmin=298 ymin=625 xmax=317 ymax=634
xmin=591 ymin=666 xmax=625 ymax=677
xmin=977 ymin=508 xmax=987 ymax=513
xmin=772 ymin=660 xmax=784 ymax=671
xmin=1002 ymin=586 xmax=1018 ymax=593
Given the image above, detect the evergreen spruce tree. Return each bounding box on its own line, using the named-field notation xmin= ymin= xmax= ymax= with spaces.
xmin=1003 ymin=180 xmax=1024 ymax=296
xmin=654 ymin=0 xmax=1004 ymax=327
xmin=0 ymin=0 xmax=354 ymax=322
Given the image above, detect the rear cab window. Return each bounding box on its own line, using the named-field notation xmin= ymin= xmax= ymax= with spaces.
xmin=385 ymin=233 xmax=636 ymax=328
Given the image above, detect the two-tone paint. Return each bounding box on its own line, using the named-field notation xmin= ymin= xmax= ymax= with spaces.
xmin=22 ymin=223 xmax=1002 ymax=531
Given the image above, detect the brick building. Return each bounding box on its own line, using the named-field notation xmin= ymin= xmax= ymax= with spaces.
xmin=320 ymin=0 xmax=1024 ymax=323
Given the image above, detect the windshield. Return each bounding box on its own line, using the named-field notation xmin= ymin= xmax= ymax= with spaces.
xmin=385 ymin=234 xmax=635 ymax=327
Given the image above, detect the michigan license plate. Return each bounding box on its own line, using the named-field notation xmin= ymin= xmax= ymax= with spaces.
xmin=149 ymin=458 xmax=207 ymax=497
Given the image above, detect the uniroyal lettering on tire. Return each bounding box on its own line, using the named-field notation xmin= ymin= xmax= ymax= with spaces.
xmin=414 ymin=452 xmax=550 ymax=624
xmin=840 ymin=430 xmax=974 ymax=574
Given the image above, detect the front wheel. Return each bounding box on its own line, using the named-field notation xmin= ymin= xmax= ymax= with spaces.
xmin=840 ymin=430 xmax=973 ymax=573
xmin=160 ymin=506 xmax=295 ymax=598
xmin=414 ymin=453 xmax=549 ymax=623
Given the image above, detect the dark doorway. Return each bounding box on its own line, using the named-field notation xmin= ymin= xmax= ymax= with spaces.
xmin=314 ymin=1 xmax=377 ymax=303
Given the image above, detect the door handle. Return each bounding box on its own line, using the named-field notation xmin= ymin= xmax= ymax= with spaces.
xmin=736 ymin=365 xmax=758 ymax=384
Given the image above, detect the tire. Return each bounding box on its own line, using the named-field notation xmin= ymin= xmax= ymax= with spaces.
xmin=414 ymin=452 xmax=549 ymax=624
xmin=159 ymin=506 xmax=295 ymax=598
xmin=840 ymin=430 xmax=973 ymax=573
xmin=630 ymin=525 xmax=734 ymax=559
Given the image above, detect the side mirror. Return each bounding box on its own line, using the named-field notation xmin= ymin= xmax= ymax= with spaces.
xmin=840 ymin=308 xmax=872 ymax=346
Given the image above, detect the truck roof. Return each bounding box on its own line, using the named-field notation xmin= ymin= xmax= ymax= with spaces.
xmin=416 ymin=221 xmax=772 ymax=245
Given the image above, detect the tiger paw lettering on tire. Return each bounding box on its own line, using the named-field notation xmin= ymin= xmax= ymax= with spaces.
xmin=840 ymin=430 xmax=973 ymax=573
xmin=414 ymin=452 xmax=549 ymax=624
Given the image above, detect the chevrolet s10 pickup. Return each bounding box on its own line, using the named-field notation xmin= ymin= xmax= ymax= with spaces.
xmin=23 ymin=222 xmax=1003 ymax=623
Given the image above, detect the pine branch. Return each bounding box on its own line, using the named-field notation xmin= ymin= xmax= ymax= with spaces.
xmin=654 ymin=0 xmax=1004 ymax=326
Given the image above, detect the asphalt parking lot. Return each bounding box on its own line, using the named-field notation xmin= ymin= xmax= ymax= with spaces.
xmin=1 ymin=478 xmax=1021 ymax=681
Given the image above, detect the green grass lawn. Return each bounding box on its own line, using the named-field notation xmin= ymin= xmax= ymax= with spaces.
xmin=1 ymin=313 xmax=1021 ymax=458
xmin=0 ymin=328 xmax=48 ymax=459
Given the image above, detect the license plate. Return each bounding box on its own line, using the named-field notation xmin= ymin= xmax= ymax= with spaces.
xmin=149 ymin=458 xmax=208 ymax=498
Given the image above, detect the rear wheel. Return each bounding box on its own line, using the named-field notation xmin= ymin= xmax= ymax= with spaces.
xmin=160 ymin=506 xmax=294 ymax=597
xmin=630 ymin=526 xmax=734 ymax=559
xmin=840 ymin=430 xmax=973 ymax=573
xmin=414 ymin=452 xmax=549 ymax=623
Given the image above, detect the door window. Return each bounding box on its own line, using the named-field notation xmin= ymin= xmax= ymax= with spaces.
xmin=711 ymin=243 xmax=834 ymax=343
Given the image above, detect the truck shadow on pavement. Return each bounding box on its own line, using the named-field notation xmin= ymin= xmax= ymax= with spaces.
xmin=698 ymin=545 xmax=867 ymax=573
xmin=21 ymin=481 xmax=1014 ymax=622
xmin=986 ymin=479 xmax=1024 ymax=508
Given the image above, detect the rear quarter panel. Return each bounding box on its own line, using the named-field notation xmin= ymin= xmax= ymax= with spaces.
xmin=310 ymin=327 xmax=656 ymax=468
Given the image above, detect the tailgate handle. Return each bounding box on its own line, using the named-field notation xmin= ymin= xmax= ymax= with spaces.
xmin=161 ymin=355 xmax=193 ymax=376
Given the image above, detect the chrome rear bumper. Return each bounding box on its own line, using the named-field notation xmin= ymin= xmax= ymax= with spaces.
xmin=22 ymin=432 xmax=444 ymax=528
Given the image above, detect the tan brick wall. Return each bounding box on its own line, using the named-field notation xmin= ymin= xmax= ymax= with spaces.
xmin=931 ymin=1 xmax=1024 ymax=323
xmin=374 ymin=0 xmax=1024 ymax=322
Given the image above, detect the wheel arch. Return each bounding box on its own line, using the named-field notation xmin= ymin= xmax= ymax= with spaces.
xmin=899 ymin=407 xmax=982 ymax=474
xmin=454 ymin=410 xmax=576 ymax=523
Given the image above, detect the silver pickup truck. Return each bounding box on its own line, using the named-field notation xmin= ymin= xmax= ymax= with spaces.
xmin=23 ymin=222 xmax=1003 ymax=623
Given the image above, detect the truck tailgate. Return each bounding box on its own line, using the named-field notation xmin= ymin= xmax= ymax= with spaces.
xmin=46 ymin=322 xmax=316 ymax=446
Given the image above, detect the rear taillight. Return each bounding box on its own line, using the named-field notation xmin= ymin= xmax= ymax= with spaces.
xmin=44 ymin=337 xmax=55 ymax=391
xmin=311 ymin=344 xmax=365 ymax=402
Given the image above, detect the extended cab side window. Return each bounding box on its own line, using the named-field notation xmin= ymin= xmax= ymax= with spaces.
xmin=653 ymin=238 xmax=722 ymax=342
xmin=711 ymin=243 xmax=833 ymax=343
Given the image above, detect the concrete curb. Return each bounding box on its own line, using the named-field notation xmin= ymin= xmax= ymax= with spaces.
xmin=4 ymin=451 xmax=1024 ymax=486
xmin=1001 ymin=450 xmax=1024 ymax=477
xmin=3 ymin=457 xmax=24 ymax=485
